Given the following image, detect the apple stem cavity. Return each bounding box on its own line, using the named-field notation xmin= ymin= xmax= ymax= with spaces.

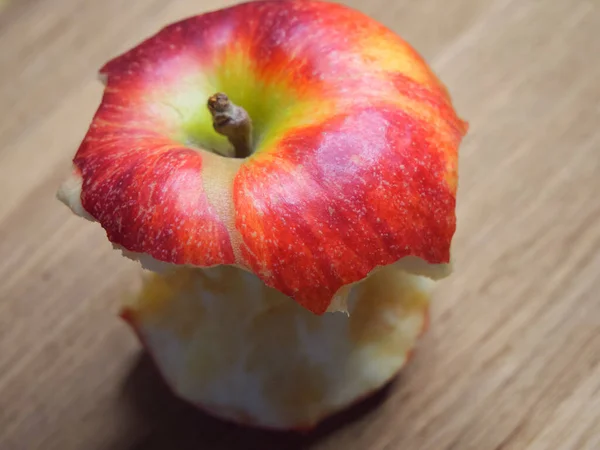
xmin=207 ymin=93 xmax=253 ymax=158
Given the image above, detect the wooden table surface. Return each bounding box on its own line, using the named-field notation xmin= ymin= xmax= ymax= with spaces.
xmin=1 ymin=0 xmax=599 ymax=449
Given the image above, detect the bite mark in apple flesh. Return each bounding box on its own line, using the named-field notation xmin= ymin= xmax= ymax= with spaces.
xmin=121 ymin=263 xmax=432 ymax=430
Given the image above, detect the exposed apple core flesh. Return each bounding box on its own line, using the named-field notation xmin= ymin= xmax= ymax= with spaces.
xmin=122 ymin=263 xmax=432 ymax=429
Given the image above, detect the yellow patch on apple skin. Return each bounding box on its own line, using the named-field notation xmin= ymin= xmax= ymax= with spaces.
xmin=208 ymin=49 xmax=337 ymax=156
xmin=359 ymin=34 xmax=437 ymax=88
xmin=151 ymin=47 xmax=337 ymax=160
xmin=445 ymin=161 xmax=459 ymax=193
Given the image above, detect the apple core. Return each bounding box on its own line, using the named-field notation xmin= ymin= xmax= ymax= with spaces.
xmin=57 ymin=0 xmax=467 ymax=430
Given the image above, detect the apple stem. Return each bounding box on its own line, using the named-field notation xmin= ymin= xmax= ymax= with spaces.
xmin=207 ymin=93 xmax=253 ymax=158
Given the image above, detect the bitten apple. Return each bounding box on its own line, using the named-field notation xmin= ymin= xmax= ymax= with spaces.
xmin=58 ymin=0 xmax=466 ymax=430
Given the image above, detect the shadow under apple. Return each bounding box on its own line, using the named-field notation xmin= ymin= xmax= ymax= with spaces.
xmin=117 ymin=351 xmax=400 ymax=450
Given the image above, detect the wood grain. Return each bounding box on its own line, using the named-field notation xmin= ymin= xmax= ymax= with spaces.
xmin=1 ymin=0 xmax=599 ymax=449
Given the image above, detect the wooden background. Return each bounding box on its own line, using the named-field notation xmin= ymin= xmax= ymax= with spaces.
xmin=1 ymin=0 xmax=599 ymax=449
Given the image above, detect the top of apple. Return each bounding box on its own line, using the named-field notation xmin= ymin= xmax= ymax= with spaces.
xmin=58 ymin=0 xmax=467 ymax=315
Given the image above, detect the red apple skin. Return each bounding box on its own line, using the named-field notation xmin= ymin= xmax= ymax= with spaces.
xmin=73 ymin=149 xmax=236 ymax=266
xmin=236 ymin=107 xmax=457 ymax=314
xmin=72 ymin=0 xmax=467 ymax=314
